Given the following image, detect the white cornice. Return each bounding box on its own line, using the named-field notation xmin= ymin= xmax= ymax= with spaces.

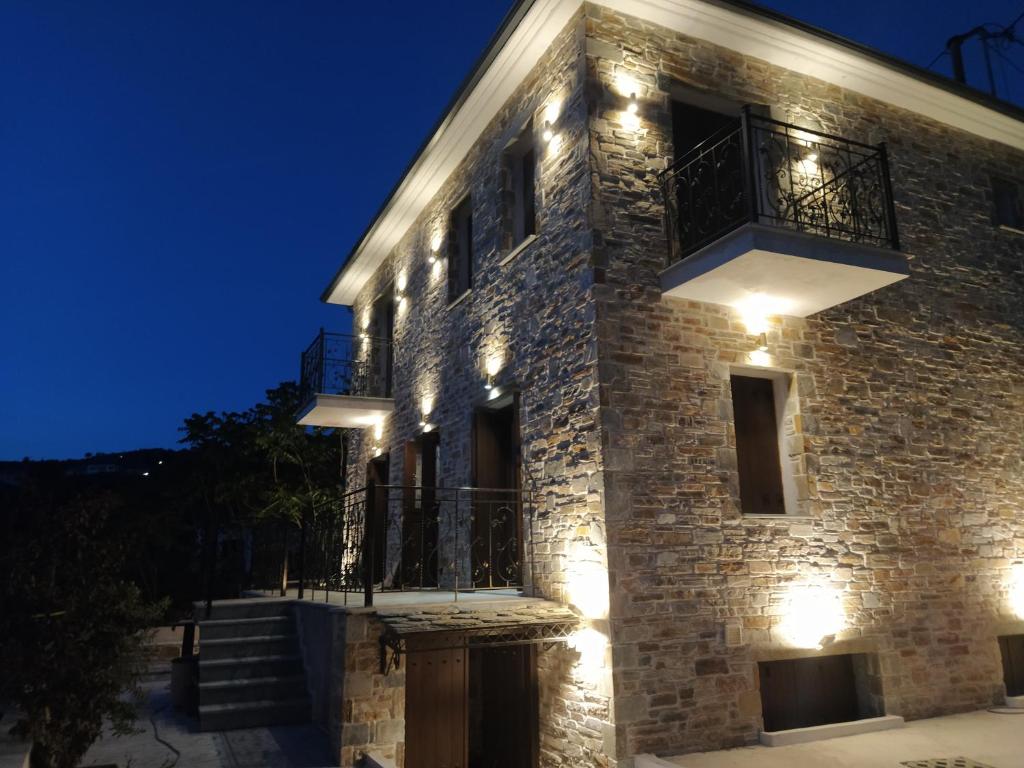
xmin=610 ymin=0 xmax=1024 ymax=149
xmin=324 ymin=0 xmax=1024 ymax=306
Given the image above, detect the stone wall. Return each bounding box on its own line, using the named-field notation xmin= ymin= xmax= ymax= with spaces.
xmin=583 ymin=2 xmax=1024 ymax=760
xmin=335 ymin=610 xmax=405 ymax=766
xmin=340 ymin=10 xmax=617 ymax=767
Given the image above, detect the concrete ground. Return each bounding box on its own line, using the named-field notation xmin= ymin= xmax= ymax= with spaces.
xmin=663 ymin=710 xmax=1024 ymax=768
xmin=80 ymin=681 xmax=336 ymax=768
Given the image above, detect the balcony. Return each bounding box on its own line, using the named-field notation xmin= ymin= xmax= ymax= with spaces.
xmin=659 ymin=111 xmax=908 ymax=318
xmin=295 ymin=329 xmax=394 ymax=428
xmin=249 ymin=485 xmax=534 ymax=607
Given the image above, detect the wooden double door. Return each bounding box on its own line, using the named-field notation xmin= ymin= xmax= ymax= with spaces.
xmin=405 ymin=636 xmax=538 ymax=768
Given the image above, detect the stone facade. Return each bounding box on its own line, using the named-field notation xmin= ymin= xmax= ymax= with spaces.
xmin=583 ymin=3 xmax=1024 ymax=761
xmin=326 ymin=2 xmax=1024 ymax=766
xmin=343 ymin=9 xmax=618 ymax=768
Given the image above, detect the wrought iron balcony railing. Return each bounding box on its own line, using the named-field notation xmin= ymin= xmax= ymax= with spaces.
xmin=660 ymin=110 xmax=900 ymax=265
xmin=250 ymin=485 xmax=534 ymax=606
xmin=299 ymin=329 xmax=394 ymax=404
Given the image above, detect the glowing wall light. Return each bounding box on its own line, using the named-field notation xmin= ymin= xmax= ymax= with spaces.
xmin=626 ymin=92 xmax=638 ymax=115
xmin=542 ymin=121 xmax=554 ymax=143
xmin=419 ymin=395 xmax=434 ymax=430
xmin=484 ymin=355 xmax=502 ymax=390
xmin=778 ymin=583 xmax=846 ymax=650
xmin=565 ymin=543 xmax=610 ymax=620
xmin=733 ymin=292 xmax=792 ymax=336
xmin=429 ymin=232 xmax=442 ymax=265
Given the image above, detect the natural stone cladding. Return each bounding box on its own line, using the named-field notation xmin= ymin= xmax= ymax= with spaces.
xmin=584 ymin=2 xmax=1024 ymax=762
xmin=344 ymin=9 xmax=617 ymax=768
xmin=335 ymin=1 xmax=1024 ymax=766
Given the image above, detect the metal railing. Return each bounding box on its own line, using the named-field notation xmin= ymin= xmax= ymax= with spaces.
xmin=299 ymin=329 xmax=394 ymax=404
xmin=250 ymin=485 xmax=534 ymax=606
xmin=660 ymin=109 xmax=900 ymax=265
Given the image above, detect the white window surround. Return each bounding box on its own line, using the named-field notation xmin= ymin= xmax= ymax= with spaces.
xmin=730 ymin=364 xmax=807 ymax=518
xmin=323 ymin=0 xmax=1024 ymax=307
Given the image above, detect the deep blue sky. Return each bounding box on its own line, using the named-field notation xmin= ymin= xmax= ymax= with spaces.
xmin=1 ymin=1 xmax=1021 ymax=460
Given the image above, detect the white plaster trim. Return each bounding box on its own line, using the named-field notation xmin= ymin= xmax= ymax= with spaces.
xmin=499 ymin=233 xmax=539 ymax=266
xmin=759 ymin=714 xmax=904 ymax=746
xmin=325 ymin=0 xmax=1024 ymax=306
xmin=610 ymin=0 xmax=1024 ymax=149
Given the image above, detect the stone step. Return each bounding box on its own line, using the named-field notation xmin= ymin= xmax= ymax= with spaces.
xmin=200 ymin=634 xmax=297 ymax=661
xmin=198 ymin=698 xmax=310 ymax=732
xmin=198 ymin=675 xmax=308 ymax=707
xmin=198 ymin=615 xmax=292 ymax=641
xmin=192 ymin=598 xmax=294 ymax=622
xmin=199 ymin=654 xmax=304 ymax=683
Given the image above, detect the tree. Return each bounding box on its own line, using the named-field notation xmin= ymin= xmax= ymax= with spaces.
xmin=179 ymin=382 xmax=342 ymax=602
xmin=0 ymin=474 xmax=165 ymax=768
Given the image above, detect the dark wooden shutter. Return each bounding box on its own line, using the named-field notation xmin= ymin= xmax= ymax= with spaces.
xmin=1000 ymin=635 xmax=1024 ymax=696
xmin=731 ymin=375 xmax=786 ymax=515
xmin=521 ymin=146 xmax=536 ymax=238
xmin=759 ymin=655 xmax=860 ymax=732
xmin=470 ymin=645 xmax=539 ymax=768
xmin=406 ymin=636 xmax=468 ymax=768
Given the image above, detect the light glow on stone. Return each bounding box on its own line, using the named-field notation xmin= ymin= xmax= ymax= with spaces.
xmin=734 ymin=291 xmax=792 ymax=335
xmin=778 ymin=583 xmax=846 ymax=650
xmin=565 ymin=542 xmax=609 ymax=620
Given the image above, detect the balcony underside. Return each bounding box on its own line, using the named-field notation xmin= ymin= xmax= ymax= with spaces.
xmin=660 ymin=223 xmax=909 ymax=317
xmin=296 ymin=393 xmax=394 ymax=428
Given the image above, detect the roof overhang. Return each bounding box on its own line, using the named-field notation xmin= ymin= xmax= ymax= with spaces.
xmin=323 ymin=0 xmax=1024 ymax=307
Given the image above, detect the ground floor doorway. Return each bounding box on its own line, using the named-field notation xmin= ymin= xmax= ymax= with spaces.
xmin=405 ymin=635 xmax=538 ymax=768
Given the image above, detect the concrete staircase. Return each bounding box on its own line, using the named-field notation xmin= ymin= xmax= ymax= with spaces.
xmin=195 ymin=598 xmax=310 ymax=732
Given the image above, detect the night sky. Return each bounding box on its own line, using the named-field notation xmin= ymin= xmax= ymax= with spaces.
xmin=2 ymin=1 xmax=1021 ymax=460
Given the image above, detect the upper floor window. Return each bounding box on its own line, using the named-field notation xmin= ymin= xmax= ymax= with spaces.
xmin=504 ymin=123 xmax=536 ymax=248
xmin=448 ymin=194 xmax=473 ymax=303
xmin=993 ymin=176 xmax=1024 ymax=231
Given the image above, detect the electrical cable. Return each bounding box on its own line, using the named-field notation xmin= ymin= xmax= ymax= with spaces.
xmin=148 ymin=700 xmax=181 ymax=767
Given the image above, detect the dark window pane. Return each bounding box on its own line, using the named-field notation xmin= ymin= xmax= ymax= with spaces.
xmin=731 ymin=374 xmax=786 ymax=515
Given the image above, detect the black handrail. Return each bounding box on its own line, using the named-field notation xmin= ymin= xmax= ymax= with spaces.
xmin=660 ymin=109 xmax=900 ymax=265
xmin=298 ymin=330 xmax=395 ymax=405
xmin=254 ymin=485 xmax=536 ymax=606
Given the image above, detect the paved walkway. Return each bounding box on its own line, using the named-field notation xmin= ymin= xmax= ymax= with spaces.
xmin=80 ymin=682 xmax=335 ymax=768
xmin=660 ymin=709 xmax=1024 ymax=768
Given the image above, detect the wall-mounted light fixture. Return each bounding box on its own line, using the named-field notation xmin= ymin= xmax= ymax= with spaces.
xmin=542 ymin=121 xmax=554 ymax=143
xmin=428 ymin=233 xmax=442 ymax=265
xmin=626 ymin=92 xmax=639 ymax=115
xmin=756 ymin=332 xmax=769 ymax=352
xmin=484 ymin=357 xmax=501 ymax=390
xmin=418 ymin=395 xmax=434 ymax=431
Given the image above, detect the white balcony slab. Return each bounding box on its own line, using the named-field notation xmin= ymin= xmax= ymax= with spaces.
xmin=759 ymin=714 xmax=904 ymax=747
xmin=295 ymin=393 xmax=393 ymax=429
xmin=1006 ymin=694 xmax=1024 ymax=708
xmin=660 ymin=223 xmax=909 ymax=317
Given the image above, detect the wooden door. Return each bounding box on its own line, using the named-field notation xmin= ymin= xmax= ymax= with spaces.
xmin=999 ymin=635 xmax=1024 ymax=696
xmin=471 ymin=396 xmax=522 ymax=588
xmin=365 ymin=454 xmax=389 ymax=585
xmin=469 ymin=645 xmax=538 ymax=768
xmin=406 ymin=636 xmax=468 ymax=768
xmin=731 ymin=375 xmax=786 ymax=515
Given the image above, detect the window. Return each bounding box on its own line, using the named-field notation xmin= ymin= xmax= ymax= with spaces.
xmin=993 ymin=177 xmax=1024 ymax=231
xmin=730 ymin=373 xmax=786 ymax=515
xmin=448 ymin=195 xmax=473 ymax=302
xmin=504 ymin=124 xmax=536 ymax=247
xmin=369 ymin=287 xmax=394 ymax=397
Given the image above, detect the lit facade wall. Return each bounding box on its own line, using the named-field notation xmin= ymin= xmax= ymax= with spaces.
xmin=585 ymin=4 xmax=1024 ymax=759
xmin=331 ymin=3 xmax=1024 ymax=765
xmin=343 ymin=11 xmax=618 ymax=766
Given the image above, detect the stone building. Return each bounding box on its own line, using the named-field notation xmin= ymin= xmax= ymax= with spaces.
xmin=218 ymin=1 xmax=1024 ymax=766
